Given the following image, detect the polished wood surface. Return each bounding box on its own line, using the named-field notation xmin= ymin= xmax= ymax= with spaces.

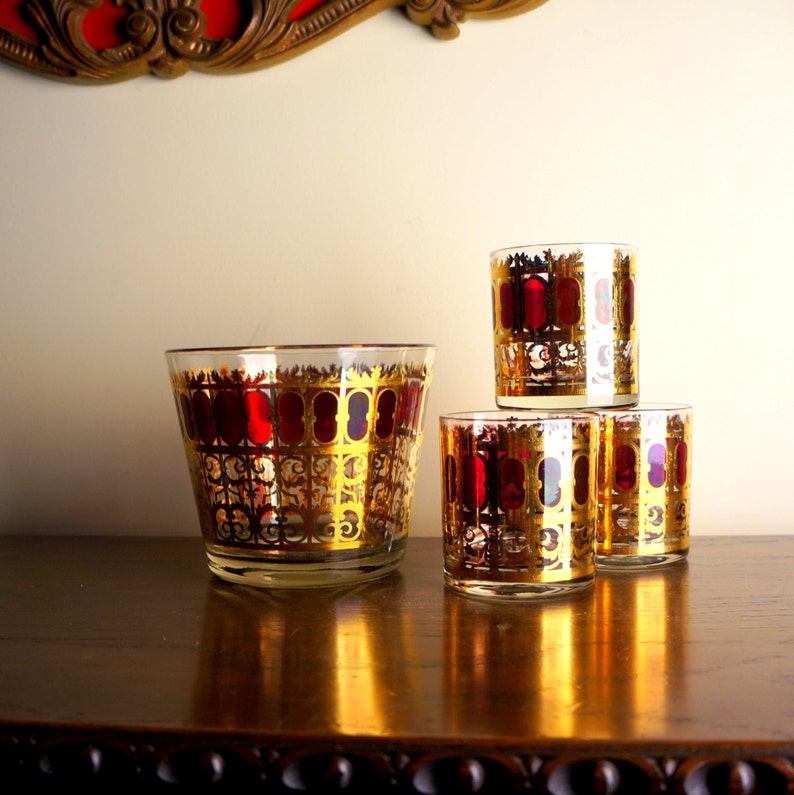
xmin=2 ymin=534 xmax=794 ymax=792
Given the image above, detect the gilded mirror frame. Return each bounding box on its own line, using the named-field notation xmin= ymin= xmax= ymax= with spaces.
xmin=0 ymin=0 xmax=549 ymax=83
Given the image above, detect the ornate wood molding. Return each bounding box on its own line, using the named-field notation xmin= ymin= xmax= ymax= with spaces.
xmin=3 ymin=726 xmax=794 ymax=794
xmin=0 ymin=0 xmax=550 ymax=82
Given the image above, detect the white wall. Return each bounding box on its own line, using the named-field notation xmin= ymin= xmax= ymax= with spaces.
xmin=1 ymin=0 xmax=793 ymax=538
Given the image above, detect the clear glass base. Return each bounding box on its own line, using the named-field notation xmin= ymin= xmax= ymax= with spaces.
xmin=205 ymin=537 xmax=406 ymax=588
xmin=495 ymin=393 xmax=639 ymax=410
xmin=596 ymin=550 xmax=688 ymax=569
xmin=444 ymin=572 xmax=595 ymax=600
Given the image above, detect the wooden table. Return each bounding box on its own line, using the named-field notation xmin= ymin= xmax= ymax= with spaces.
xmin=1 ymin=535 xmax=793 ymax=794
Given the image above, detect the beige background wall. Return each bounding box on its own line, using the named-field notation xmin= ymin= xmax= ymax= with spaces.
xmin=1 ymin=0 xmax=792 ymax=538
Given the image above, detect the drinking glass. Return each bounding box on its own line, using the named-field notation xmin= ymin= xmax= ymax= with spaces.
xmin=166 ymin=344 xmax=435 ymax=587
xmin=491 ymin=242 xmax=638 ymax=409
xmin=596 ymin=402 xmax=692 ymax=567
xmin=440 ymin=410 xmax=598 ymax=598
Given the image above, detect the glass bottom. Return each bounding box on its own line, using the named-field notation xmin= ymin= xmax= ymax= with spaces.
xmin=495 ymin=393 xmax=638 ymax=410
xmin=444 ymin=571 xmax=595 ymax=600
xmin=596 ymin=549 xmax=688 ymax=569
xmin=205 ymin=537 xmax=406 ymax=588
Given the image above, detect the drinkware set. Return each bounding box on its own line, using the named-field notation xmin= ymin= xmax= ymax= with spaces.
xmin=166 ymin=243 xmax=691 ymax=597
xmin=440 ymin=243 xmax=692 ymax=598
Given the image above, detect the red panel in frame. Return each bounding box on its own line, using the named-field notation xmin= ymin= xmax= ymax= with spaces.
xmin=0 ymin=0 xmax=37 ymax=40
xmin=199 ymin=0 xmax=245 ymax=38
xmin=289 ymin=0 xmax=326 ymax=21
xmin=83 ymin=1 xmax=129 ymax=50
xmin=0 ymin=0 xmax=552 ymax=82
xmin=81 ymin=0 xmax=243 ymax=49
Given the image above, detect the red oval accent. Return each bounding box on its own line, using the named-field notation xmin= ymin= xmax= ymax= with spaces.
xmin=539 ymin=457 xmax=562 ymax=507
xmin=215 ymin=391 xmax=246 ymax=445
xmin=346 ymin=392 xmax=370 ymax=441
xmin=595 ymin=278 xmax=613 ymax=324
xmin=573 ymin=454 xmax=590 ymax=505
xmin=445 ymin=454 xmax=457 ymax=504
xmin=313 ymin=391 xmax=338 ymax=443
xmin=648 ymin=443 xmax=667 ymax=488
xmin=524 ymin=277 xmax=547 ymax=330
xmin=463 ymin=454 xmax=487 ymax=509
xmin=278 ymin=392 xmax=305 ymax=443
xmin=499 ymin=282 xmax=514 ymax=330
xmin=192 ymin=392 xmax=215 ymax=444
xmin=622 ymin=277 xmax=635 ymax=326
xmin=499 ymin=457 xmax=525 ymax=510
xmin=676 ymin=441 xmax=688 ymax=486
xmin=614 ymin=444 xmax=637 ymax=491
xmin=375 ymin=389 xmax=397 ymax=439
xmin=179 ymin=393 xmax=196 ymax=440
xmin=244 ymin=391 xmax=271 ymax=445
xmin=556 ymin=277 xmax=581 ymax=326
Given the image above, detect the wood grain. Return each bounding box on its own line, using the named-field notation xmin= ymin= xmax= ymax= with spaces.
xmin=1 ymin=534 xmax=794 ymax=792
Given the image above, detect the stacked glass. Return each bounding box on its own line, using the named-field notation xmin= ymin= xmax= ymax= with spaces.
xmin=440 ymin=243 xmax=692 ymax=599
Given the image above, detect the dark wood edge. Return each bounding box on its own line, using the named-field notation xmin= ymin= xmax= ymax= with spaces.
xmin=3 ymin=723 xmax=794 ymax=793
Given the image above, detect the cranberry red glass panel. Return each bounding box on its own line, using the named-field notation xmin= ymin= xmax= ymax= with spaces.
xmin=676 ymin=441 xmax=688 ymax=486
xmin=312 ymin=391 xmax=338 ymax=443
xmin=499 ymin=283 xmax=514 ymax=330
xmin=244 ymin=392 xmax=271 ymax=445
xmin=215 ymin=391 xmax=246 ymax=445
xmin=462 ymin=454 xmax=487 ymax=510
xmin=375 ymin=390 xmax=397 ymax=439
xmin=555 ymin=277 xmax=582 ymax=327
xmin=523 ymin=277 xmax=547 ymax=330
xmin=573 ymin=454 xmax=590 ymax=506
xmin=499 ymin=457 xmax=526 ymax=510
xmin=622 ymin=277 xmax=635 ymax=326
xmin=278 ymin=392 xmax=305 ymax=444
xmin=614 ymin=444 xmax=636 ymax=491
xmin=192 ymin=392 xmax=215 ymax=444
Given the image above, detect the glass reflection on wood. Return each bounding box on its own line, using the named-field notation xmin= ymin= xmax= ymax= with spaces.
xmin=443 ymin=561 xmax=688 ymax=740
xmin=191 ymin=574 xmax=421 ymax=736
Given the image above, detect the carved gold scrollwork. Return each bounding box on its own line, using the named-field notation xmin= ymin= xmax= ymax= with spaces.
xmin=0 ymin=0 xmax=551 ymax=82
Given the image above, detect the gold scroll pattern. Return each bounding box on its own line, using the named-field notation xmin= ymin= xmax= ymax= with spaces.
xmin=171 ymin=362 xmax=431 ymax=552
xmin=441 ymin=416 xmax=596 ymax=585
xmin=491 ymin=246 xmax=637 ymax=398
xmin=598 ymin=406 xmax=692 ymax=557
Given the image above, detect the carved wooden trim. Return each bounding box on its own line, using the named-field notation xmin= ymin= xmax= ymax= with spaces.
xmin=3 ymin=727 xmax=794 ymax=794
xmin=0 ymin=0 xmax=550 ymax=82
